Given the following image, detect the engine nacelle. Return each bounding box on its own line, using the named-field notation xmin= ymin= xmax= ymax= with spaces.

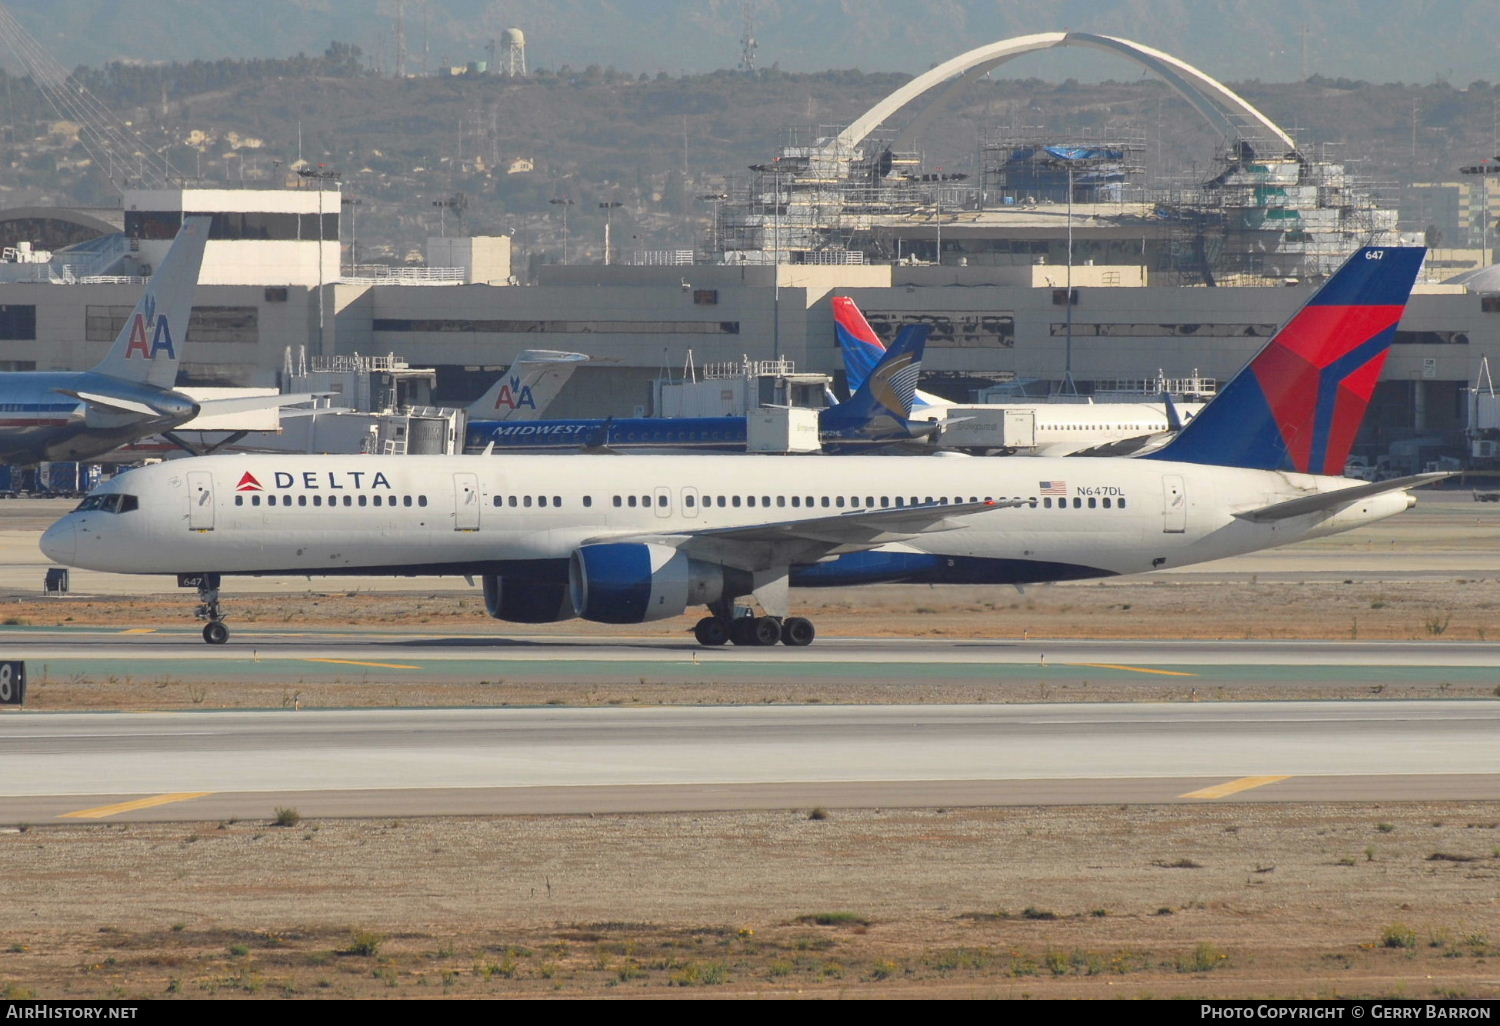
xmin=481 ymin=574 xmax=575 ymax=623
xmin=569 ymin=542 xmax=724 ymax=624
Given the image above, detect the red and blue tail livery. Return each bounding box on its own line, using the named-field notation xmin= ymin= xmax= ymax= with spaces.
xmin=1147 ymin=246 xmax=1425 ymax=475
xmin=832 ymin=296 xmax=887 ymax=393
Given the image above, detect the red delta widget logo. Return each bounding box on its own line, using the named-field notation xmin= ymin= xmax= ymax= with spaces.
xmin=123 ymin=294 xmax=176 ymax=361
xmin=492 ymin=376 xmax=537 ymax=411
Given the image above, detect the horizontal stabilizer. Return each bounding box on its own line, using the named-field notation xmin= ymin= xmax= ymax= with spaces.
xmin=1231 ymin=473 xmax=1450 ymax=522
xmin=56 ymin=389 xmax=180 ymax=418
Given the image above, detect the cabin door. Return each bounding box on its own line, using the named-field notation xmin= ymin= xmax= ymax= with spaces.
xmin=187 ymin=471 xmax=214 ymax=531
xmin=1161 ymin=474 xmax=1186 ymax=534
xmin=453 ymin=473 xmax=480 ymax=531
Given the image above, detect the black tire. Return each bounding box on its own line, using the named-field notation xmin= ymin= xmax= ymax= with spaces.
xmin=750 ymin=616 xmax=782 ymax=646
xmin=693 ymin=616 xmax=730 ymax=646
xmin=202 ymin=621 xmax=229 ymax=645
xmin=780 ymin=616 xmax=815 ymax=647
xmin=729 ymin=617 xmax=756 ymax=646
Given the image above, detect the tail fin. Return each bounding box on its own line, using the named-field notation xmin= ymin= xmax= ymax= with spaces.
xmin=467 ymin=349 xmax=590 ymax=420
xmin=832 ymin=296 xmax=886 ymax=394
xmin=1145 ymin=246 xmax=1425 ymax=474
xmin=90 ymin=215 xmax=210 ymax=390
xmin=823 ymin=323 xmax=929 ymax=431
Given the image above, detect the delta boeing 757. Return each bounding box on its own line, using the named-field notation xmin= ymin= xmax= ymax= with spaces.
xmin=42 ymin=247 xmax=1440 ymax=647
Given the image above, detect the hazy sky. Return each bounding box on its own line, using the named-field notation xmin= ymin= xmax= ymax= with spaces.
xmin=3 ymin=0 xmax=1496 ymax=85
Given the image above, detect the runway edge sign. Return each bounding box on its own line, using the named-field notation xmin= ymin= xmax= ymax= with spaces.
xmin=0 ymin=661 xmax=25 ymax=705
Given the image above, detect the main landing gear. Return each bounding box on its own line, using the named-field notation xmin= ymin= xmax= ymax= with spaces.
xmin=186 ymin=573 xmax=229 ymax=645
xmin=693 ymin=614 xmax=816 ymax=647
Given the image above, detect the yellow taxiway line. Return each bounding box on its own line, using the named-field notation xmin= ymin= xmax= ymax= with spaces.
xmin=1180 ymin=776 xmax=1292 ymax=800
xmin=60 ymin=792 xmax=213 ymax=819
xmin=304 ymin=657 xmax=421 ymax=669
xmin=1069 ymin=662 xmax=1199 ymax=677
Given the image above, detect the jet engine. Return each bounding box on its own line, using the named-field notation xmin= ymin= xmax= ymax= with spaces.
xmin=481 ymin=574 xmax=575 ymax=623
xmin=569 ymin=542 xmax=724 ymax=623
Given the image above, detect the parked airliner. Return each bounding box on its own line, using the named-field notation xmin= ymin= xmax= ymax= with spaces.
xmin=832 ymin=296 xmax=1205 ymax=455
xmin=42 ymin=247 xmax=1440 ymax=647
xmin=463 ymin=324 xmax=930 ymax=453
xmin=0 ymin=218 xmax=210 ymax=463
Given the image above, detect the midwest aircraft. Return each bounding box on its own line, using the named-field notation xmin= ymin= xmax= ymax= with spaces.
xmin=43 ymin=247 xmax=1440 ymax=647
xmin=0 ymin=217 xmax=210 ymax=463
xmin=463 ymin=325 xmax=930 ymax=453
xmin=832 ymin=296 xmax=1206 ymax=455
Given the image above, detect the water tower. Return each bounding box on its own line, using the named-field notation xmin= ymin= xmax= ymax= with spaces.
xmin=501 ymin=27 xmax=526 ymax=77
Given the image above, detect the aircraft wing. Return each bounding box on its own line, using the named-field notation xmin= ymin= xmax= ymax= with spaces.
xmin=587 ymin=499 xmax=1021 ymax=570
xmin=1231 ymin=473 xmax=1451 ymax=523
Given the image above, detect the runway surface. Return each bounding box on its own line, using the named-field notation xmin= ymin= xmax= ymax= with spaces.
xmin=2 ymin=701 xmax=1494 ymax=821
xmin=0 ymin=628 xmax=1493 ymax=689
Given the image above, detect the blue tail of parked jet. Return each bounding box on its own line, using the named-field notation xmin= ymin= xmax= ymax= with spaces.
xmin=90 ymin=216 xmax=210 ymax=391
xmin=1145 ymin=246 xmax=1426 ymax=475
xmin=821 ymin=323 xmax=929 ymax=440
xmin=832 ymin=296 xmax=886 ymax=395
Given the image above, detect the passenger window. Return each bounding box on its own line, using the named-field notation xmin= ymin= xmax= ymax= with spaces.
xmin=417 ymin=495 xmax=427 ymax=507
xmin=358 ymin=495 xmax=367 ymax=507
xmin=267 ymin=495 xmax=277 ymax=507
xmin=524 ymin=496 xmax=533 ymax=508
xmin=762 ymin=496 xmax=770 ymax=506
xmin=747 ymin=496 xmax=756 ymax=507
xmin=1102 ymin=497 xmax=1112 ymax=509
xmin=717 ymin=496 xmax=727 ymax=508
xmin=251 ymin=495 xmax=261 ymax=506
xmin=235 ymin=495 xmax=243 ymax=507
xmin=627 ymin=496 xmax=637 ymax=508
xmin=583 ymin=496 xmax=592 ymax=508
xmin=821 ymin=497 xmax=830 ymax=508
xmin=732 ymin=496 xmax=741 ymax=508
xmin=299 ymin=495 xmax=308 ymax=507
xmin=657 ymin=495 xmax=667 ymax=507
xmin=613 ymin=495 xmax=622 ymax=507
xmin=791 ymin=496 xmax=801 ymax=507
xmin=1073 ymin=497 xmax=1082 ymax=509
xmin=1119 ymin=497 xmax=1127 ymax=509
xmin=554 ymin=496 xmax=562 ymax=507
xmin=685 ymin=494 xmax=696 ymax=507
xmin=493 ymin=496 xmax=502 ymax=507
xmin=402 ymin=496 xmax=410 ymax=507
xmin=1088 ymin=497 xmax=1097 ymax=509
xmin=835 ymin=497 xmax=845 ymax=508
xmin=776 ymin=496 xmax=785 ymax=508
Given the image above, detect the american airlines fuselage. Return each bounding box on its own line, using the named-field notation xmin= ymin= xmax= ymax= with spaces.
xmin=43 ymin=453 xmax=1411 ymax=587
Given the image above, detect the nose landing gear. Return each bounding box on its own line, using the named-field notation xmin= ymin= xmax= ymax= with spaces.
xmin=181 ymin=573 xmax=229 ymax=645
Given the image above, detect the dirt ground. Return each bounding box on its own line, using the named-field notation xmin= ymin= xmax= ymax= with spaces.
xmin=1 ymin=803 xmax=1495 ymax=1000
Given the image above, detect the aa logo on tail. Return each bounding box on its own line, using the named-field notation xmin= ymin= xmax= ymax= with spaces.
xmin=123 ymin=294 xmax=177 ymax=361
xmin=493 ymin=376 xmax=537 ymax=411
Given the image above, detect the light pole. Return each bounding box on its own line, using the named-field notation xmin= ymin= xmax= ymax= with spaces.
xmin=1460 ymin=157 xmax=1500 ymax=262
xmin=549 ymin=197 xmax=574 ymax=263
xmin=750 ymin=164 xmax=795 ymax=360
xmin=341 ymin=196 xmax=362 ymax=275
xmin=698 ymin=192 xmax=727 ymax=258
xmin=598 ymin=200 xmax=622 ymax=265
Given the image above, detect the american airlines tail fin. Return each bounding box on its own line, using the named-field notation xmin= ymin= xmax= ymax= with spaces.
xmin=91 ymin=216 xmax=210 ymax=390
xmin=467 ymin=349 xmax=590 ymax=420
xmin=822 ymin=323 xmax=929 ymax=432
xmin=1145 ymin=246 xmax=1426 ymax=475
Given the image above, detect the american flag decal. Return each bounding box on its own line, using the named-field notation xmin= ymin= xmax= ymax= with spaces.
xmin=1039 ymin=480 xmax=1067 ymax=495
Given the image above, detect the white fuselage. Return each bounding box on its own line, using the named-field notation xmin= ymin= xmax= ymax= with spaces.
xmin=41 ymin=453 xmax=1412 ymax=589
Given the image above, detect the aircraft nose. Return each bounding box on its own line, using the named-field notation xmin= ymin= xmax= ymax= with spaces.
xmin=40 ymin=518 xmax=76 ymax=565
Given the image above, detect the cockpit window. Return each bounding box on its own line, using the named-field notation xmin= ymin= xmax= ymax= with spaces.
xmin=73 ymin=493 xmax=137 ymax=514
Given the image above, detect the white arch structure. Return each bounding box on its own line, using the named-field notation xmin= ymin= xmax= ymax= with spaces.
xmin=834 ymin=32 xmax=1297 ymax=158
